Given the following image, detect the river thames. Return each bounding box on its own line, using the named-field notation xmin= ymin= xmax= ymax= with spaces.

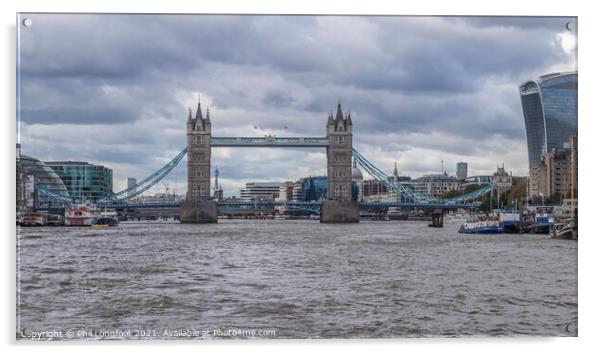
xmin=16 ymin=220 xmax=577 ymax=339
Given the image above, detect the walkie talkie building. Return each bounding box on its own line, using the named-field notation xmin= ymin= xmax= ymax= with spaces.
xmin=519 ymin=72 xmax=578 ymax=167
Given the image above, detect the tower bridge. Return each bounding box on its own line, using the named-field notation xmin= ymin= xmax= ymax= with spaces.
xmin=181 ymin=100 xmax=358 ymax=223
xmin=40 ymin=99 xmax=493 ymax=220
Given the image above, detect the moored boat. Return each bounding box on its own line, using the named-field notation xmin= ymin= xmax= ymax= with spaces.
xmin=550 ymin=221 xmax=577 ymax=240
xmin=459 ymin=219 xmax=505 ymax=234
xmin=94 ymin=217 xmax=119 ymax=226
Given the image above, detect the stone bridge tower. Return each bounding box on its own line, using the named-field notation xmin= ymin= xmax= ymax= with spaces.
xmin=321 ymin=101 xmax=359 ymax=223
xmin=180 ymin=102 xmax=217 ymax=223
xmin=326 ymin=102 xmax=353 ymax=201
xmin=187 ymin=103 xmax=212 ymax=200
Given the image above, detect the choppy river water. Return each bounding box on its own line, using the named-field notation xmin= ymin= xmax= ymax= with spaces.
xmin=17 ymin=219 xmax=577 ymax=339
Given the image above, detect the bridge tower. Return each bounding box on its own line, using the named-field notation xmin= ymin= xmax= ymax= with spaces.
xmin=321 ymin=101 xmax=359 ymax=223
xmin=180 ymin=102 xmax=217 ymax=223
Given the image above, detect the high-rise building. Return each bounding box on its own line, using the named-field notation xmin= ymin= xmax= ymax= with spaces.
xmin=125 ymin=177 xmax=137 ymax=198
xmin=301 ymin=176 xmax=328 ymax=202
xmin=519 ymin=71 xmax=577 ymax=167
xmin=456 ymin=162 xmax=468 ymax=180
xmin=45 ymin=161 xmax=113 ymax=203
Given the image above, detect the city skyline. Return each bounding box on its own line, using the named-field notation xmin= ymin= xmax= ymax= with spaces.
xmin=18 ymin=14 xmax=577 ymax=196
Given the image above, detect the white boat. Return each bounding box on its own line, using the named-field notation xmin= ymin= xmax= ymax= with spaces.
xmin=65 ymin=204 xmax=100 ymax=226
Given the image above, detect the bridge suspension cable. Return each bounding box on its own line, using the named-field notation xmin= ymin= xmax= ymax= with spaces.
xmin=98 ymin=148 xmax=188 ymax=204
xmin=100 ymin=146 xmax=491 ymax=207
xmin=352 ymin=148 xmax=491 ymax=204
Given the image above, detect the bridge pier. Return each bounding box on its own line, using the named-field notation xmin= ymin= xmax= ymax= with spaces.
xmin=180 ymin=199 xmax=218 ymax=224
xmin=320 ymin=200 xmax=359 ymax=223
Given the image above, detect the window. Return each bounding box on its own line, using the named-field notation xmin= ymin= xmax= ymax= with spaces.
xmin=335 ymin=136 xmax=345 ymax=145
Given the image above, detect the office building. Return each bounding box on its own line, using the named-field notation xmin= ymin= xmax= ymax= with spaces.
xmin=239 ymin=182 xmax=280 ymax=201
xmin=413 ymin=173 xmax=460 ymax=197
xmin=125 ymin=177 xmax=137 ymax=197
xmin=45 ymin=161 xmax=113 ymax=203
xmin=278 ymin=182 xmax=294 ymax=201
xmin=18 ymin=155 xmax=70 ymax=207
xmin=301 ymin=176 xmax=328 ymax=202
xmin=529 ymin=135 xmax=578 ymax=199
xmin=456 ymin=162 xmax=468 ymax=180
xmin=363 ymin=179 xmax=388 ymax=197
xmin=519 ymin=71 xmax=577 ymax=167
xmin=292 ymin=180 xmax=303 ymax=201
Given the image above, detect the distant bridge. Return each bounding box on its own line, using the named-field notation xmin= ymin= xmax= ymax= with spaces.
xmin=99 ymin=200 xmax=479 ymax=211
xmin=36 ymin=142 xmax=492 ymax=210
xmin=35 ymin=102 xmax=494 ymax=212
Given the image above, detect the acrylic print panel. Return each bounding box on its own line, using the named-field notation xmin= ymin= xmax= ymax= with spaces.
xmin=16 ymin=13 xmax=578 ymax=340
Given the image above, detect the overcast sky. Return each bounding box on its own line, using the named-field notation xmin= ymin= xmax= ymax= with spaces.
xmin=18 ymin=14 xmax=577 ymax=196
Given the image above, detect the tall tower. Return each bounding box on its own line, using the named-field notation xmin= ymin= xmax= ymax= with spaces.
xmin=186 ymin=102 xmax=212 ymax=201
xmin=181 ymin=102 xmax=218 ymax=223
xmin=326 ymin=101 xmax=353 ymax=202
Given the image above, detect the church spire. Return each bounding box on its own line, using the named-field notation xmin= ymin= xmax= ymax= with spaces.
xmin=393 ymin=161 xmax=399 ymax=178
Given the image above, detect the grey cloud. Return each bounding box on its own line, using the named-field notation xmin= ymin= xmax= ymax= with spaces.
xmin=18 ymin=14 xmax=576 ymax=195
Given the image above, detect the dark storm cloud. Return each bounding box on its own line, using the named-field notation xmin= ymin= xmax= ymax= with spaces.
xmin=18 ymin=14 xmax=576 ymax=192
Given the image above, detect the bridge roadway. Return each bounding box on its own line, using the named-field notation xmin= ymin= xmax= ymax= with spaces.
xmin=102 ymin=201 xmax=480 ymax=210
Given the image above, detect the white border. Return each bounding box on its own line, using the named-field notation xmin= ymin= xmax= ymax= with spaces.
xmin=2 ymin=1 xmax=600 ymax=353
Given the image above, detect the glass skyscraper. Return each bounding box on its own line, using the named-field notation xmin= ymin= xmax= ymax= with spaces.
xmin=301 ymin=176 xmax=328 ymax=202
xmin=519 ymin=71 xmax=577 ymax=167
xmin=44 ymin=161 xmax=113 ymax=203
